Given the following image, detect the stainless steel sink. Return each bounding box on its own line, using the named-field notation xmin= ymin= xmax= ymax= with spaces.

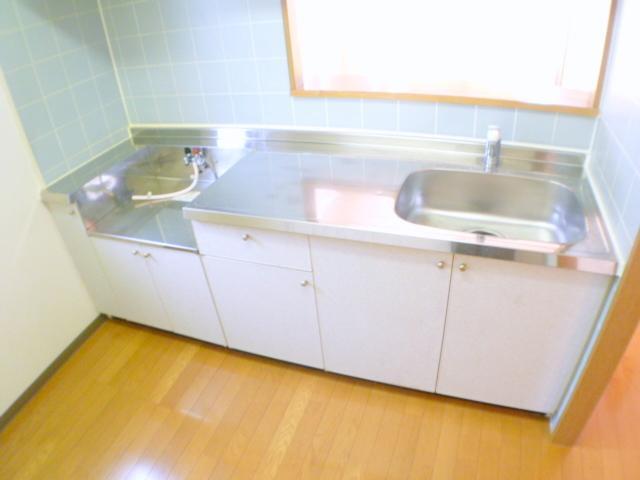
xmin=395 ymin=169 xmax=587 ymax=245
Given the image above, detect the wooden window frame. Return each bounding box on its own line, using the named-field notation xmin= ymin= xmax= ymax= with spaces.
xmin=282 ymin=0 xmax=618 ymax=117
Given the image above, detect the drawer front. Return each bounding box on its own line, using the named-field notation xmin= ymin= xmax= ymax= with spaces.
xmin=192 ymin=222 xmax=311 ymax=270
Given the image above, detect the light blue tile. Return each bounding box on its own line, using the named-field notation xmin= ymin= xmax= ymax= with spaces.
xmin=103 ymin=101 xmax=128 ymax=131
xmin=134 ymin=1 xmax=164 ymax=35
xmin=134 ymin=97 xmax=159 ymax=122
xmin=172 ymin=67 xmax=203 ymax=95
xmin=34 ymin=57 xmax=68 ymax=95
xmin=6 ymin=66 xmax=42 ymax=107
xmin=61 ymin=48 xmax=93 ymax=82
xmin=30 ymin=132 xmax=66 ymax=174
xmin=221 ymin=25 xmax=253 ymax=59
xmin=109 ymin=4 xmax=138 ymax=38
xmin=125 ymin=68 xmax=152 ymax=97
xmin=192 ymin=27 xmax=224 ymax=61
xmin=612 ymin=154 xmax=634 ymax=209
xmin=262 ymin=94 xmax=292 ymax=124
xmin=231 ymin=94 xmax=262 ymax=123
xmin=363 ymin=100 xmax=396 ymax=131
xmin=24 ymin=23 xmax=58 ymax=60
xmin=553 ymin=114 xmax=595 ymax=149
xmin=166 ymin=31 xmax=197 ymax=63
xmin=52 ymin=16 xmax=82 ymax=53
xmin=257 ymin=59 xmax=289 ymax=92
xmin=148 ymin=66 xmax=176 ymax=95
xmin=46 ymin=89 xmax=79 ymax=125
xmin=14 ymin=0 xmax=49 ymax=27
xmin=0 ymin=31 xmax=30 ymax=70
xmin=186 ymin=0 xmax=219 ymax=27
xmin=216 ymin=0 xmax=250 ymax=25
xmin=77 ymin=11 xmax=105 ymax=45
xmin=514 ymin=110 xmax=555 ymax=145
xmin=205 ymin=95 xmax=234 ymax=123
xmin=81 ymin=109 xmax=110 ymax=145
xmin=327 ymin=99 xmax=361 ymax=129
xmin=252 ymin=22 xmax=286 ymax=59
xmin=227 ymin=61 xmax=259 ymax=93
xmin=18 ymin=100 xmax=53 ymax=140
xmin=398 ymin=101 xmax=436 ymax=133
xmin=117 ymin=36 xmax=145 ymax=67
xmin=436 ymin=103 xmax=474 ymax=137
xmin=179 ymin=95 xmax=208 ymax=122
xmin=86 ymin=43 xmax=113 ymax=75
xmin=95 ymin=72 xmax=121 ymax=105
xmin=198 ymin=62 xmax=229 ymax=93
xmin=47 ymin=0 xmax=76 ymax=20
xmin=248 ymin=0 xmax=281 ymax=22
xmin=141 ymin=34 xmax=171 ymax=64
xmin=158 ymin=0 xmax=190 ymax=30
xmin=74 ymin=79 xmax=102 ymax=110
xmin=622 ymin=177 xmax=640 ymax=239
xmin=73 ymin=0 xmax=97 ymax=15
xmin=293 ymin=97 xmax=326 ymax=127
xmin=0 ymin=0 xmax=19 ymax=32
xmin=155 ymin=96 xmax=182 ymax=122
xmin=475 ymin=107 xmax=515 ymax=140
xmin=57 ymin=119 xmax=88 ymax=157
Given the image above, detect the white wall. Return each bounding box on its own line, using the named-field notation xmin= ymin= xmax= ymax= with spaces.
xmin=0 ymin=71 xmax=97 ymax=416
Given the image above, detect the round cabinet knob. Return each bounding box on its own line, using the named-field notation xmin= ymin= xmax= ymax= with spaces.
xmin=300 ymin=280 xmax=309 ymax=287
xmin=143 ymin=252 xmax=152 ymax=258
xmin=68 ymin=209 xmax=76 ymax=216
xmin=436 ymin=260 xmax=446 ymax=269
xmin=132 ymin=250 xmax=140 ymax=256
xmin=458 ymin=263 xmax=468 ymax=272
xmin=242 ymin=233 xmax=251 ymax=241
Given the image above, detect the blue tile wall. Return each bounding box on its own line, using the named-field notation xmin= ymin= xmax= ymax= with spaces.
xmin=0 ymin=0 xmax=128 ymax=183
xmin=99 ymin=0 xmax=596 ymax=150
xmin=588 ymin=0 xmax=640 ymax=262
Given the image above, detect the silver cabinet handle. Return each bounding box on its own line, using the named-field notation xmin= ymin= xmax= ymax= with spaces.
xmin=300 ymin=280 xmax=309 ymax=287
xmin=132 ymin=250 xmax=140 ymax=256
xmin=458 ymin=263 xmax=468 ymax=272
xmin=436 ymin=260 xmax=446 ymax=269
xmin=143 ymin=252 xmax=152 ymax=258
xmin=242 ymin=233 xmax=251 ymax=241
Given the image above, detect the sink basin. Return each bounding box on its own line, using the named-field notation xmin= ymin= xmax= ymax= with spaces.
xmin=395 ymin=169 xmax=587 ymax=245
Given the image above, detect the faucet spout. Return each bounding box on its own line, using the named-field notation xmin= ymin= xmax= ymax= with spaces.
xmin=483 ymin=126 xmax=501 ymax=173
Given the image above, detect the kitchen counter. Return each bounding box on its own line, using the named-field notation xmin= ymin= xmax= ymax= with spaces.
xmin=43 ymin=127 xmax=618 ymax=275
xmin=179 ymin=128 xmax=616 ymax=276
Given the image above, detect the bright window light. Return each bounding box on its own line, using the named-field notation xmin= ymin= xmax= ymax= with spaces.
xmin=284 ymin=0 xmax=614 ymax=112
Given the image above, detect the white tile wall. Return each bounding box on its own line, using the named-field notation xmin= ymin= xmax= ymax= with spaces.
xmin=588 ymin=0 xmax=640 ymax=261
xmin=99 ymin=0 xmax=597 ymax=150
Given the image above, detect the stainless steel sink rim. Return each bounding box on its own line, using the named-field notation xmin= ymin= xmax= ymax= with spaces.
xmin=394 ymin=168 xmax=588 ymax=250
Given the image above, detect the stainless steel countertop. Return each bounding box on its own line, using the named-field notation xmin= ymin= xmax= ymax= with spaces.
xmin=43 ymin=126 xmax=618 ymax=275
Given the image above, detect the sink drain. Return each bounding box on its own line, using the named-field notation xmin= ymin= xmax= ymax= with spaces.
xmin=466 ymin=228 xmax=502 ymax=238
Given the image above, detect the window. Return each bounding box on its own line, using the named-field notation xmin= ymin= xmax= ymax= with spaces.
xmin=283 ymin=0 xmax=615 ymax=114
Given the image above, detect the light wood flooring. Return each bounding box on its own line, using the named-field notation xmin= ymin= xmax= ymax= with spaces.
xmin=1 ymin=319 xmax=639 ymax=479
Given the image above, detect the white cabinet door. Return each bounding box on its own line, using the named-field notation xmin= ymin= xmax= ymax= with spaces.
xmin=202 ymin=256 xmax=323 ymax=368
xmin=310 ymin=237 xmax=452 ymax=392
xmin=144 ymin=245 xmax=226 ymax=346
xmin=91 ymin=237 xmax=172 ymax=331
xmin=48 ymin=204 xmax=117 ymax=315
xmin=436 ymin=254 xmax=612 ymax=413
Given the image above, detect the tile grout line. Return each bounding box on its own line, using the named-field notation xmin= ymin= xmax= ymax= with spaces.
xmin=97 ymin=0 xmax=133 ymax=127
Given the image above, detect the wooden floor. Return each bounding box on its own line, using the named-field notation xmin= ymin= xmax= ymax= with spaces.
xmin=1 ymin=320 xmax=639 ymax=479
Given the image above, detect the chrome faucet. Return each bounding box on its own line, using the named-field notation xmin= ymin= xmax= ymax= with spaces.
xmin=483 ymin=126 xmax=501 ymax=173
xmin=184 ymin=147 xmax=210 ymax=173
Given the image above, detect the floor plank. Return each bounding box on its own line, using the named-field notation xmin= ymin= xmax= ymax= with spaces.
xmin=1 ymin=319 xmax=640 ymax=479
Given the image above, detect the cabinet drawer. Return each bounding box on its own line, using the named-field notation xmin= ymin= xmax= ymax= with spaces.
xmin=192 ymin=222 xmax=311 ymax=270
